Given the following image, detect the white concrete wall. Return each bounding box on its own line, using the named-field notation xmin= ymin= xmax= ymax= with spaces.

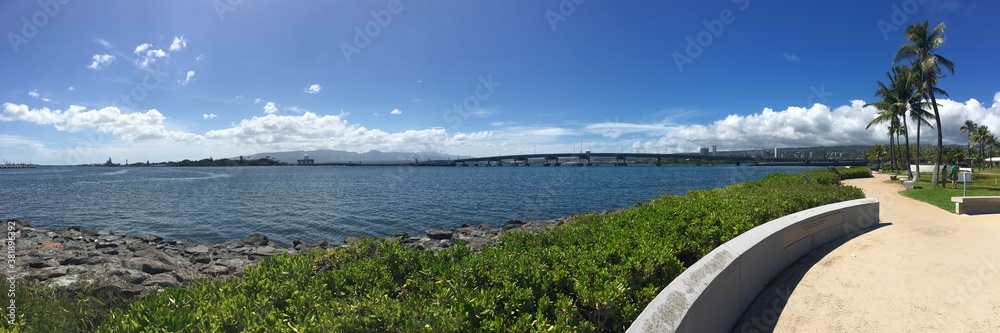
xmin=627 ymin=198 xmax=880 ymax=333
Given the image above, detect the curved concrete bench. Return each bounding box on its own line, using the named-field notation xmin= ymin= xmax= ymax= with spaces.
xmin=627 ymin=198 xmax=880 ymax=332
xmin=952 ymin=196 xmax=1000 ymax=215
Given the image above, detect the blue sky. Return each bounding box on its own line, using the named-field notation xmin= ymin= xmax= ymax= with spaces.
xmin=2 ymin=0 xmax=999 ymax=164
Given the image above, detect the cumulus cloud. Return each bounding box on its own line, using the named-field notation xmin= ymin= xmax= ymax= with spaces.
xmin=133 ymin=42 xmax=168 ymax=69
xmin=1 ymin=103 xmax=201 ymax=142
xmin=196 ymin=54 xmax=205 ymax=62
xmin=263 ymin=102 xmax=278 ymax=114
xmin=203 ymin=112 xmax=455 ymax=152
xmin=169 ymin=36 xmax=187 ymax=51
xmin=67 ymin=86 xmax=75 ymax=91
xmin=27 ymin=90 xmax=39 ymax=98
xmin=87 ymin=54 xmax=116 ymax=70
xmin=202 ymin=113 xmax=218 ymax=119
xmin=305 ymin=84 xmax=322 ymax=94
xmin=254 ymin=98 xmax=264 ymax=104
xmin=179 ymin=70 xmax=195 ymax=86
xmin=625 ymin=94 xmax=1000 ymax=154
xmin=782 ymin=53 xmax=800 ymax=62
xmin=390 ymin=108 xmax=402 ymax=115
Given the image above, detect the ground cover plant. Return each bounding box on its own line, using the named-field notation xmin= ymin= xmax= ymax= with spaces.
xmin=6 ymin=169 xmax=866 ymax=332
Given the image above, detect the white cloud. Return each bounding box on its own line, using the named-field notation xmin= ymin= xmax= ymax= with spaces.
xmin=1 ymin=103 xmax=201 ymax=142
xmin=27 ymin=90 xmax=39 ymax=98
xmin=134 ymin=43 xmax=152 ymax=54
xmin=782 ymin=53 xmax=800 ymax=62
xmin=179 ymin=70 xmax=195 ymax=86
xmin=254 ymin=98 xmax=264 ymax=104
xmin=94 ymin=38 xmax=111 ymax=47
xmin=390 ymin=108 xmax=402 ymax=115
xmin=263 ymin=102 xmax=278 ymax=114
xmin=202 ymin=113 xmax=218 ymax=119
xmin=87 ymin=54 xmax=116 ymax=70
xmin=169 ymin=36 xmax=187 ymax=51
xmin=305 ymin=84 xmax=322 ymax=94
xmin=134 ymin=43 xmax=167 ymax=69
xmin=470 ymin=109 xmax=497 ymax=117
xmin=196 ymin=54 xmax=206 ymax=62
xmin=285 ymin=106 xmax=309 ymax=114
xmin=67 ymin=86 xmax=75 ymax=91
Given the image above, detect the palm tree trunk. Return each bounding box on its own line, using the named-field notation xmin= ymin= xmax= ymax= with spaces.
xmin=931 ymin=94 xmax=942 ymax=187
xmin=915 ymin=122 xmax=921 ymax=179
xmin=903 ymin=117 xmax=912 ymax=179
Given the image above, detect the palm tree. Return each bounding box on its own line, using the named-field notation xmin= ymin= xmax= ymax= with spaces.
xmin=866 ymin=67 xmax=916 ymax=178
xmin=901 ymin=66 xmax=934 ymax=179
xmin=867 ymin=102 xmax=900 ymax=172
xmin=960 ymin=120 xmax=978 ymax=165
xmin=973 ymin=125 xmax=991 ymax=169
xmin=896 ymin=20 xmax=955 ymax=186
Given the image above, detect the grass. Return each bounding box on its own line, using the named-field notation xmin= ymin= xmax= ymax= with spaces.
xmin=900 ymin=168 xmax=1000 ymax=212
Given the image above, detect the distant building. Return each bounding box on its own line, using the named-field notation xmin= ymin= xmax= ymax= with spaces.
xmin=712 ymin=144 xmax=717 ymax=157
xmin=774 ymin=148 xmax=780 ymax=158
xmin=700 ymin=147 xmax=710 ymax=155
xmin=297 ymin=154 xmax=314 ymax=165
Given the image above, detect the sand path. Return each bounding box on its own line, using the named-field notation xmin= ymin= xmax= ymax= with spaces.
xmin=736 ymin=172 xmax=1000 ymax=332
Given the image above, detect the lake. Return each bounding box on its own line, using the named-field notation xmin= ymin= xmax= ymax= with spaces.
xmin=1 ymin=165 xmax=819 ymax=246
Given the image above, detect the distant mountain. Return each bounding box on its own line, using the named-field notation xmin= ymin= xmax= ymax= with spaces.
xmin=238 ymin=150 xmax=468 ymax=163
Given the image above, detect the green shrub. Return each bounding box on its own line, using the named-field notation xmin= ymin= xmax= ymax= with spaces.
xmin=93 ymin=169 xmax=863 ymax=332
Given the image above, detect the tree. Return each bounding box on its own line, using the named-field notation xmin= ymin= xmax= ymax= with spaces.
xmin=960 ymin=120 xmax=978 ymax=165
xmin=902 ymin=65 xmax=934 ymax=179
xmin=973 ymin=125 xmax=991 ymax=169
xmin=866 ymin=67 xmax=916 ymax=178
xmin=895 ymin=20 xmax=954 ymax=187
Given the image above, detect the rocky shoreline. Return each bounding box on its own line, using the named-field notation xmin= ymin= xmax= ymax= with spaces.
xmin=7 ymin=217 xmax=570 ymax=297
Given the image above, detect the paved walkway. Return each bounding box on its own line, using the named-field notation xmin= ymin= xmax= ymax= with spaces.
xmin=735 ymin=173 xmax=1000 ymax=332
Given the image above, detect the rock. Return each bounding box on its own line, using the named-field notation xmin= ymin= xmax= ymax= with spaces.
xmin=112 ymin=268 xmax=149 ymax=284
xmin=138 ymin=233 xmax=163 ymax=243
xmin=143 ymin=274 xmax=179 ymax=288
xmin=392 ymin=231 xmax=409 ymax=238
xmin=502 ymin=219 xmax=526 ymax=230
xmin=83 ymin=228 xmax=101 ymax=236
xmin=426 ymin=230 xmax=454 ymax=240
xmin=35 ymin=266 xmax=69 ymax=279
xmin=51 ymin=274 xmax=83 ymax=287
xmin=190 ymin=255 xmax=211 ymax=264
xmin=55 ymin=253 xmax=87 ymax=266
xmin=138 ymin=260 xmax=174 ymax=275
xmin=201 ymin=265 xmax=229 ymax=276
xmin=5 ymin=218 xmax=31 ymax=228
xmin=402 ymin=236 xmax=422 ymax=244
xmin=95 ymin=242 xmax=118 ymax=249
xmin=169 ymin=239 xmax=198 ymax=248
xmin=241 ymin=233 xmax=269 ymax=246
xmin=343 ymin=236 xmax=360 ymax=245
xmin=251 ymin=246 xmax=280 ymax=256
xmin=292 ymin=240 xmax=303 ymax=247
xmin=184 ymin=245 xmax=210 ymax=254
xmin=130 ymin=249 xmax=178 ymax=274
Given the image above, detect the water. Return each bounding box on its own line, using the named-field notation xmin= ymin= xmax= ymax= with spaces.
xmin=1 ymin=165 xmax=818 ymax=246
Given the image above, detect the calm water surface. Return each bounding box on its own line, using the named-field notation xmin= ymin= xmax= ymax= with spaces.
xmin=1 ymin=165 xmax=818 ymax=245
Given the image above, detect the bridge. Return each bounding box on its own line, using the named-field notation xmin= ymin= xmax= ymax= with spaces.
xmin=451 ymin=152 xmax=745 ymax=166
xmin=298 ymin=152 xmax=867 ymax=167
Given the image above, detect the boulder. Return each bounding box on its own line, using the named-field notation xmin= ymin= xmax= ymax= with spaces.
xmin=241 ymin=233 xmax=269 ymax=246
xmin=143 ymin=273 xmax=179 ymax=288
xmin=426 ymin=230 xmax=454 ymax=240
xmin=502 ymin=219 xmax=526 ymax=230
xmin=201 ymin=265 xmax=230 ymax=276
xmin=137 ymin=233 xmax=163 ymax=243
xmin=184 ymin=245 xmax=210 ymax=254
